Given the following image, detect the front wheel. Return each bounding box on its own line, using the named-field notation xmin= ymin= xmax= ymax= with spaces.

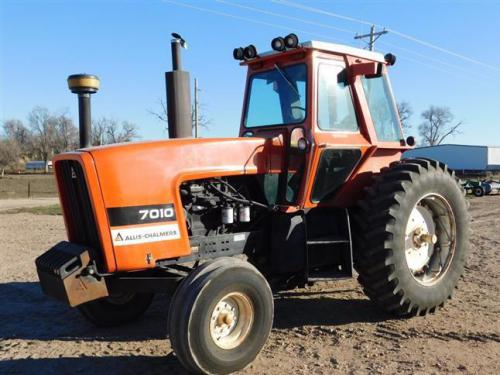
xmin=354 ymin=158 xmax=470 ymax=316
xmin=168 ymin=257 xmax=274 ymax=374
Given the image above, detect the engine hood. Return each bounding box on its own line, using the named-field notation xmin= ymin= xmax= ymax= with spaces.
xmin=86 ymin=137 xmax=282 ymax=208
xmin=52 ymin=136 xmax=283 ymax=271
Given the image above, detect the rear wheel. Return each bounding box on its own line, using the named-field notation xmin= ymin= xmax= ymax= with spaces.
xmin=168 ymin=257 xmax=273 ymax=374
xmin=78 ymin=292 xmax=154 ymax=327
xmin=354 ymin=158 xmax=469 ymax=316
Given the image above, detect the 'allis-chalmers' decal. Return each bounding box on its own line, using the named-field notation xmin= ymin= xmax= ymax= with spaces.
xmin=111 ymin=224 xmax=181 ymax=246
xmin=107 ymin=204 xmax=176 ymax=226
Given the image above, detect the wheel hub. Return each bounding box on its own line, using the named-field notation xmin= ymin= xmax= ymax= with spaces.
xmin=210 ymin=292 xmax=254 ymax=350
xmin=404 ymin=193 xmax=457 ymax=286
xmin=405 ymin=205 xmax=436 ymax=273
xmin=412 ymin=227 xmax=438 ymax=248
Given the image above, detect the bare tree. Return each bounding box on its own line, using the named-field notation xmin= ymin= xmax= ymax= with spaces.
xmin=148 ymin=99 xmax=169 ymax=124
xmin=27 ymin=107 xmax=57 ymax=172
xmin=91 ymin=117 xmax=107 ymax=146
xmin=91 ymin=117 xmax=139 ymax=145
xmin=3 ymin=119 xmax=32 ymax=156
xmin=149 ymin=98 xmax=211 ymax=136
xmin=0 ymin=138 xmax=21 ymax=176
xmin=118 ymin=121 xmax=139 ymax=143
xmin=418 ymin=106 xmax=462 ymax=146
xmin=104 ymin=118 xmax=120 ymax=144
xmin=397 ymin=101 xmax=413 ymax=129
xmin=53 ymin=113 xmax=78 ymax=153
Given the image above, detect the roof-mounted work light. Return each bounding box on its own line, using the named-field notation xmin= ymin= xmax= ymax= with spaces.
xmin=234 ymin=45 xmax=258 ymax=60
xmin=384 ymin=53 xmax=397 ymax=66
xmin=244 ymin=45 xmax=257 ymax=59
xmin=233 ymin=47 xmax=245 ymax=60
xmin=271 ymin=36 xmax=286 ymax=51
xmin=284 ymin=33 xmax=299 ymax=48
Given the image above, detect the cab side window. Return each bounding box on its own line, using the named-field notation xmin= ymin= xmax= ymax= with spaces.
xmin=317 ymin=64 xmax=359 ymax=132
xmin=361 ymin=75 xmax=402 ymax=142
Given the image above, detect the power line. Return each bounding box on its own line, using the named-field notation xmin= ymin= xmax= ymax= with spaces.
xmin=379 ymin=40 xmax=493 ymax=80
xmin=270 ymin=0 xmax=374 ymax=26
xmin=271 ymin=0 xmax=500 ymax=73
xmin=216 ymin=0 xmax=355 ymax=35
xmin=215 ymin=0 xmax=485 ymax=79
xmin=162 ymin=0 xmax=344 ymax=43
xmin=397 ymin=55 xmax=478 ymax=81
xmin=162 ymin=0 xmax=492 ymax=82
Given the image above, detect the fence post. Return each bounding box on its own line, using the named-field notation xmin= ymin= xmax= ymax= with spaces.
xmin=28 ymin=181 xmax=31 ymax=199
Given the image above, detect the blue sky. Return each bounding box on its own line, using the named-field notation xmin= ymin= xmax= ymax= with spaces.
xmin=1 ymin=0 xmax=500 ymax=145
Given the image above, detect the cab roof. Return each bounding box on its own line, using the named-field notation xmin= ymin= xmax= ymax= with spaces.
xmin=252 ymin=40 xmax=386 ymax=64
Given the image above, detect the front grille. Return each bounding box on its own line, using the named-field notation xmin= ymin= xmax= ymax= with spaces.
xmin=56 ymin=160 xmax=102 ymax=265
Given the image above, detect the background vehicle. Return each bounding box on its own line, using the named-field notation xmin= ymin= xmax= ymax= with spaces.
xmin=36 ymin=33 xmax=469 ymax=374
xmin=462 ymin=179 xmax=500 ymax=196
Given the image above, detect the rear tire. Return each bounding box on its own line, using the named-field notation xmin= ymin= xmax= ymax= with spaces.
xmin=168 ymin=257 xmax=273 ymax=374
xmin=78 ymin=292 xmax=154 ymax=327
xmin=353 ymin=158 xmax=470 ymax=316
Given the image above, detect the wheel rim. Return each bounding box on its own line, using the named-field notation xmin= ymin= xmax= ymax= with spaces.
xmin=405 ymin=193 xmax=457 ymax=286
xmin=209 ymin=292 xmax=254 ymax=350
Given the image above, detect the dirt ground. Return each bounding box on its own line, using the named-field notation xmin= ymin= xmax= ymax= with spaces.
xmin=0 ymin=196 xmax=499 ymax=374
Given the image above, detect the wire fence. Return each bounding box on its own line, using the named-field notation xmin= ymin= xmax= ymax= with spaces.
xmin=0 ymin=174 xmax=57 ymax=199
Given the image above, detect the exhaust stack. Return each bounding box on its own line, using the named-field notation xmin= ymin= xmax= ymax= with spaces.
xmin=67 ymin=74 xmax=100 ymax=148
xmin=165 ymin=33 xmax=192 ymax=139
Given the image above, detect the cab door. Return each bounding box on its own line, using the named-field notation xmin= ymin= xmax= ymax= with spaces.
xmin=306 ymin=60 xmax=366 ymax=206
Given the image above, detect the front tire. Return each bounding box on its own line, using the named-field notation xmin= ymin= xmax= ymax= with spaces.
xmin=168 ymin=257 xmax=274 ymax=374
xmin=354 ymin=158 xmax=469 ymax=316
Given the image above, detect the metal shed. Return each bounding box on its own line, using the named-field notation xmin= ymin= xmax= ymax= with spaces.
xmin=403 ymin=144 xmax=500 ymax=172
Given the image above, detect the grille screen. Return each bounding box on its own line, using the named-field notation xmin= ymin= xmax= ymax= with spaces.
xmin=56 ymin=160 xmax=102 ymax=264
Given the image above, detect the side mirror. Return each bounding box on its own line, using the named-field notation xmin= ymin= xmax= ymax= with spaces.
xmin=350 ymin=61 xmax=382 ymax=78
xmin=290 ymin=127 xmax=310 ymax=153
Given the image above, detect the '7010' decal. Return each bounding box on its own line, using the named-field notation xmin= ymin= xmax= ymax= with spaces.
xmin=107 ymin=204 xmax=176 ymax=226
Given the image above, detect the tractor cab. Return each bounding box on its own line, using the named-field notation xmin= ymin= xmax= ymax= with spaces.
xmin=236 ymin=36 xmax=409 ymax=208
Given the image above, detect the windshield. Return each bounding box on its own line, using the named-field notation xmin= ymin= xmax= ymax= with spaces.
xmin=244 ymin=63 xmax=307 ymax=127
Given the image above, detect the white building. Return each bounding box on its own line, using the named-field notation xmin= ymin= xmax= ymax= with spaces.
xmin=404 ymin=144 xmax=500 ymax=172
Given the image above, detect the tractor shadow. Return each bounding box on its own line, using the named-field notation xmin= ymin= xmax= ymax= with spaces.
xmin=0 ymin=281 xmax=392 ymax=374
xmin=0 ymin=354 xmax=188 ymax=375
xmin=0 ymin=281 xmax=172 ymax=342
xmin=0 ymin=281 xmax=390 ymax=343
xmin=273 ymin=288 xmax=390 ymax=328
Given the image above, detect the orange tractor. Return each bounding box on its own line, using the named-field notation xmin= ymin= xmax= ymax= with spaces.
xmin=36 ymin=33 xmax=469 ymax=374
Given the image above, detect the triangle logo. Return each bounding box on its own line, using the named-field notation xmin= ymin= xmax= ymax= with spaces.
xmin=115 ymin=233 xmax=123 ymax=242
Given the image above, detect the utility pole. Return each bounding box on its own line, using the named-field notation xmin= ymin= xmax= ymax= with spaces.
xmin=354 ymin=25 xmax=388 ymax=51
xmin=194 ymin=78 xmax=199 ymax=138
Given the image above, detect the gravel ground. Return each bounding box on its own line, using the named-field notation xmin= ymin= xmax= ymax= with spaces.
xmin=0 ymin=196 xmax=499 ymax=374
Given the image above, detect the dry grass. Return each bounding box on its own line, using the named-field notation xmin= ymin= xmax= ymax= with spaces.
xmin=0 ymin=174 xmax=57 ymax=199
xmin=3 ymin=204 xmax=62 ymax=216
